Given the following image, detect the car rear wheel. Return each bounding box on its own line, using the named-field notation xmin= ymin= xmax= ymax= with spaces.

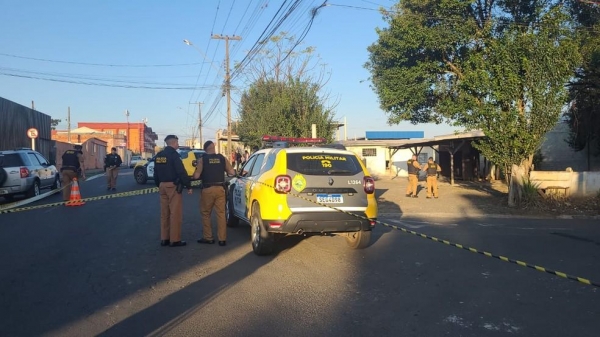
xmin=226 ymin=187 xmax=239 ymax=227
xmin=26 ymin=180 xmax=40 ymax=198
xmin=134 ymin=168 xmax=148 ymax=184
xmin=345 ymin=230 xmax=371 ymax=249
xmin=251 ymin=203 xmax=274 ymax=256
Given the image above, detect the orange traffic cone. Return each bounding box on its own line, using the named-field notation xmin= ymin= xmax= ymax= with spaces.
xmin=65 ymin=178 xmax=85 ymax=206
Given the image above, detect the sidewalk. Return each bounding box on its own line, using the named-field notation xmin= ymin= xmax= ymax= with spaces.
xmin=374 ymin=175 xmax=600 ymax=219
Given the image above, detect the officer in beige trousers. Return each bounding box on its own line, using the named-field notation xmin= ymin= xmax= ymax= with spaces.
xmin=104 ymin=147 xmax=122 ymax=191
xmin=153 ymin=135 xmax=191 ymax=247
xmin=193 ymin=140 xmax=236 ymax=246
xmin=405 ymin=154 xmax=421 ymax=198
xmin=424 ymin=157 xmax=442 ymax=198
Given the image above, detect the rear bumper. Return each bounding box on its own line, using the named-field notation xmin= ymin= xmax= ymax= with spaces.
xmin=264 ymin=211 xmax=375 ymax=234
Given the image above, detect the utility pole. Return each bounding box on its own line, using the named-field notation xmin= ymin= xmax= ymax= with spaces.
xmin=190 ymin=102 xmax=204 ymax=148
xmin=67 ymin=107 xmax=71 ymax=143
xmin=212 ymin=34 xmax=241 ymax=157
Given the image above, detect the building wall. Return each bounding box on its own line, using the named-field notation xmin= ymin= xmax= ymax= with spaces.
xmin=77 ymin=122 xmax=157 ymax=157
xmin=344 ymin=145 xmax=437 ymax=178
xmin=0 ymin=97 xmax=52 ymax=159
xmin=55 ymin=138 xmax=107 ymax=171
xmin=540 ymin=122 xmax=600 ymax=171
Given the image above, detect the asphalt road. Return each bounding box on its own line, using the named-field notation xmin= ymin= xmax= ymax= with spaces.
xmin=0 ymin=169 xmax=599 ymax=337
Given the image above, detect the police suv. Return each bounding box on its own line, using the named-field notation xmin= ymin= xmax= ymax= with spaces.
xmin=226 ymin=136 xmax=378 ymax=255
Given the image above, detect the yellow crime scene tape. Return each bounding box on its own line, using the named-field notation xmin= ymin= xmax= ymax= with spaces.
xmin=1 ymin=176 xmax=598 ymax=288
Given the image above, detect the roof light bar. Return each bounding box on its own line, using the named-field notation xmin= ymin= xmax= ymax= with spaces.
xmin=261 ymin=135 xmax=327 ymax=143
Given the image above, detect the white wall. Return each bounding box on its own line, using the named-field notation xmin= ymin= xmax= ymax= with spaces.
xmin=345 ymin=145 xmax=437 ymax=178
xmin=570 ymin=172 xmax=600 ymax=196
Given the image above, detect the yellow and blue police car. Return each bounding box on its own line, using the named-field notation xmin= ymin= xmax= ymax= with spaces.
xmin=227 ymin=136 xmax=378 ymax=255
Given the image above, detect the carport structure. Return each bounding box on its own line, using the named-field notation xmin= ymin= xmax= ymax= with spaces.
xmin=385 ymin=131 xmax=486 ymax=185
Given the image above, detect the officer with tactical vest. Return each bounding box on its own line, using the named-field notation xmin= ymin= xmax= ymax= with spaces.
xmin=104 ymin=147 xmax=123 ymax=191
xmin=405 ymin=154 xmax=421 ymax=198
xmin=424 ymin=157 xmax=442 ymax=198
xmin=153 ymin=134 xmax=191 ymax=247
xmin=60 ymin=144 xmax=85 ymax=201
xmin=193 ymin=140 xmax=236 ymax=246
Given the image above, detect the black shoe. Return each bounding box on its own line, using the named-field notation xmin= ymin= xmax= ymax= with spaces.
xmin=197 ymin=238 xmax=215 ymax=244
xmin=218 ymin=241 xmax=227 ymax=246
xmin=169 ymin=241 xmax=186 ymax=247
xmin=111 ymin=188 xmax=116 ymax=191
xmin=426 ymin=196 xmax=431 ymax=199
xmin=107 ymin=187 xmax=111 ymax=190
xmin=160 ymin=240 xmax=170 ymax=246
xmin=434 ymin=196 xmax=439 ymax=199
xmin=405 ymin=194 xmax=412 ymax=198
xmin=412 ymin=195 xmax=419 ymax=198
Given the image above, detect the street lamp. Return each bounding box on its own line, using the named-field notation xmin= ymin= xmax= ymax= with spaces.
xmin=125 ymin=109 xmax=130 ymax=151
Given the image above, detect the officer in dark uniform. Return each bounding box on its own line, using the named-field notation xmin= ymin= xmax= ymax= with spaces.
xmin=193 ymin=140 xmax=235 ymax=246
xmin=424 ymin=157 xmax=442 ymax=198
xmin=405 ymin=154 xmax=421 ymax=198
xmin=153 ymin=135 xmax=190 ymax=247
xmin=104 ymin=147 xmax=123 ymax=191
xmin=60 ymin=144 xmax=86 ymax=201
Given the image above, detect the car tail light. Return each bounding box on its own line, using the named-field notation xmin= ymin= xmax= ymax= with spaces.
xmin=20 ymin=167 xmax=30 ymax=178
xmin=363 ymin=176 xmax=375 ymax=194
xmin=269 ymin=222 xmax=283 ymax=229
xmin=370 ymin=220 xmax=376 ymax=227
xmin=274 ymin=175 xmax=291 ymax=193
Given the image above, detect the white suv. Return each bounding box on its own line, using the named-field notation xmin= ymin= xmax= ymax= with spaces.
xmin=0 ymin=148 xmax=60 ymax=201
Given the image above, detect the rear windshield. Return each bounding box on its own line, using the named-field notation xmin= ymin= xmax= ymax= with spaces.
xmin=0 ymin=153 xmax=23 ymax=167
xmin=287 ymin=153 xmax=362 ymax=176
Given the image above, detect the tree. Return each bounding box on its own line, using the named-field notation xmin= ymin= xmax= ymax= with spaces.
xmin=236 ymin=33 xmax=336 ymax=150
xmin=365 ymin=0 xmax=580 ymax=204
xmin=565 ymin=1 xmax=600 ymax=168
xmin=51 ymin=119 xmax=61 ymax=130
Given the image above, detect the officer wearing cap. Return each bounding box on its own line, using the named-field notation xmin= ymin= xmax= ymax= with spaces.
xmin=405 ymin=154 xmax=421 ymax=198
xmin=424 ymin=157 xmax=442 ymax=199
xmin=60 ymin=144 xmax=86 ymax=201
xmin=104 ymin=147 xmax=123 ymax=191
xmin=153 ymin=135 xmax=191 ymax=247
xmin=193 ymin=140 xmax=236 ymax=246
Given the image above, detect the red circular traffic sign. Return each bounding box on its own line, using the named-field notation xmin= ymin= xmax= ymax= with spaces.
xmin=27 ymin=128 xmax=39 ymax=139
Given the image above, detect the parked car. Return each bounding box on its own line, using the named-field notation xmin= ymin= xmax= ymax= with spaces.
xmin=129 ymin=155 xmax=143 ymax=168
xmin=0 ymin=148 xmax=61 ymax=201
xmin=227 ymin=136 xmax=378 ymax=255
xmin=133 ymin=149 xmax=206 ymax=184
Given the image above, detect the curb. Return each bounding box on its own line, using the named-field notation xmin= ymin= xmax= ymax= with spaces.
xmin=377 ymin=212 xmax=600 ymax=220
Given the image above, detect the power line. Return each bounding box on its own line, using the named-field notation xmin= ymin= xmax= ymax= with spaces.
xmin=0 ymin=53 xmax=203 ymax=67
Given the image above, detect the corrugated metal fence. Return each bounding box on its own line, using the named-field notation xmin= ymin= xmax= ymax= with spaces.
xmin=0 ymin=97 xmax=53 ymax=161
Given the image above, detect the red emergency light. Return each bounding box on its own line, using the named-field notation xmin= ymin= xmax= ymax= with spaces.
xmin=261 ymin=135 xmax=327 ymax=144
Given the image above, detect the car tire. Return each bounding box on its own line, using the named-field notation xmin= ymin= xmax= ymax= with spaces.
xmin=26 ymin=180 xmax=40 ymax=198
xmin=345 ymin=230 xmax=371 ymax=249
xmin=134 ymin=168 xmax=148 ymax=184
xmin=251 ymin=203 xmax=274 ymax=256
xmin=226 ymin=187 xmax=239 ymax=228
xmin=51 ymin=175 xmax=61 ymax=190
xmin=0 ymin=168 xmax=7 ymax=186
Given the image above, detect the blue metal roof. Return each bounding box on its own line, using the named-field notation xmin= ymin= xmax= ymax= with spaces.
xmin=365 ymin=131 xmax=424 ymax=140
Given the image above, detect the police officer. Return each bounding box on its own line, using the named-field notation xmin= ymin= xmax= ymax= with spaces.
xmin=193 ymin=140 xmax=235 ymax=246
xmin=104 ymin=147 xmax=123 ymax=191
xmin=60 ymin=144 xmax=85 ymax=201
xmin=424 ymin=157 xmax=442 ymax=199
xmin=153 ymin=135 xmax=190 ymax=247
xmin=405 ymin=154 xmax=421 ymax=198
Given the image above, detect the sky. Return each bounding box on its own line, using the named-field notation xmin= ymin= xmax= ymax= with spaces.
xmin=0 ymin=0 xmax=460 ymax=144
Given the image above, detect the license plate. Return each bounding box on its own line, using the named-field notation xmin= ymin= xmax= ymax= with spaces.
xmin=316 ymin=194 xmax=343 ymax=203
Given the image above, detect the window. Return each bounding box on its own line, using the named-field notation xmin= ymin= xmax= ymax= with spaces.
xmin=34 ymin=154 xmax=49 ymax=166
xmin=362 ymin=148 xmax=377 ymax=157
xmin=28 ymin=153 xmax=41 ymax=165
xmin=249 ymin=154 xmax=265 ymax=177
xmin=286 ymin=153 xmax=362 ymax=176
